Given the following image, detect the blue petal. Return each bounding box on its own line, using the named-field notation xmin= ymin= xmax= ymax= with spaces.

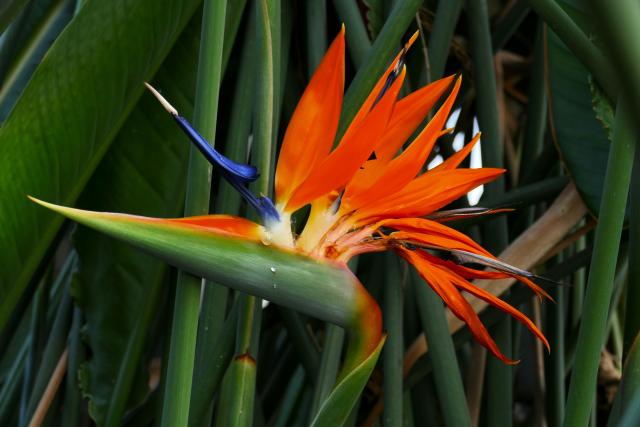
xmin=174 ymin=116 xmax=259 ymax=182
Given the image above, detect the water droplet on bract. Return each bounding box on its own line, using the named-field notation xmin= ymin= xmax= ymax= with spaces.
xmin=270 ymin=266 xmax=277 ymax=274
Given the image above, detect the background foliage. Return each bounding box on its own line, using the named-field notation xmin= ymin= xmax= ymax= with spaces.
xmin=0 ymin=0 xmax=638 ymax=426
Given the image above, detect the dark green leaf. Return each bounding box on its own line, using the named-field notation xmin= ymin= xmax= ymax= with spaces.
xmin=72 ymin=22 xmax=198 ymax=424
xmin=0 ymin=0 xmax=201 ymax=334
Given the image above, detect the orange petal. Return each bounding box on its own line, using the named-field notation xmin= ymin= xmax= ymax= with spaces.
xmin=381 ymin=217 xmax=491 ymax=255
xmin=171 ymin=215 xmax=262 ymax=240
xmin=400 ymin=248 xmax=517 ymax=364
xmin=353 ymin=168 xmax=504 ymax=223
xmin=342 ymin=77 xmax=461 ymax=212
xmin=345 ymin=32 xmax=419 ymax=138
xmin=432 ymin=133 xmax=481 ymax=172
xmin=447 ymin=267 xmax=550 ymax=352
xmin=274 ymin=29 xmax=345 ymax=205
xmin=285 ymin=67 xmax=407 ymax=212
xmin=374 ymin=75 xmax=456 ymax=161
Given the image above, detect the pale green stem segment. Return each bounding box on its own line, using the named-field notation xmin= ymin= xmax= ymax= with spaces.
xmin=564 ymin=100 xmax=636 ymax=427
xmin=161 ymin=1 xmax=227 ymax=426
xmin=215 ymin=355 xmax=257 ymax=427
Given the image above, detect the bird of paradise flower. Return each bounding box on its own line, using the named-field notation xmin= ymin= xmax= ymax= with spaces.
xmin=31 ymin=29 xmax=549 ymax=373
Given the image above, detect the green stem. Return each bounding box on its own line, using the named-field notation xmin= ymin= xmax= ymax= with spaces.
xmin=589 ymin=0 xmax=640 ymax=119
xmin=161 ymin=1 xmax=227 ymax=426
xmin=25 ymin=286 xmax=72 ymax=421
xmin=306 ymin=0 xmax=326 ymax=77
xmin=382 ymin=254 xmax=404 ymax=427
xmin=61 ymin=307 xmax=82 ymax=427
xmin=526 ymin=0 xmax=618 ymax=100
xmin=625 ymin=137 xmax=640 ymax=357
xmin=427 ymin=0 xmax=463 ymax=81
xmin=331 ymin=0 xmax=370 ymax=68
xmin=278 ymin=308 xmax=320 ymax=381
xmin=491 ymin=0 xmax=530 ymax=53
xmin=214 ymin=354 xmax=257 ymax=427
xmin=467 ymin=1 xmax=512 ymax=423
xmin=519 ymin=21 xmax=547 ymax=183
xmin=564 ymin=100 xmax=636 ymax=427
xmin=188 ymin=301 xmax=239 ymax=427
xmin=413 ymin=270 xmax=471 ymax=427
xmin=309 ymin=324 xmax=345 ymax=421
xmin=545 ymin=286 xmax=566 ymax=427
xmin=104 ymin=280 xmax=163 ymax=427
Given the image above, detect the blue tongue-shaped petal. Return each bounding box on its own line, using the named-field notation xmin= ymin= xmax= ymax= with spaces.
xmin=172 ymin=115 xmax=258 ymax=182
xmin=145 ymin=83 xmax=279 ymax=224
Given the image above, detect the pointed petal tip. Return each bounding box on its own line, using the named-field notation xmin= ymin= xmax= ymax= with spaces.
xmin=407 ymin=30 xmax=419 ymax=46
xmin=144 ymin=82 xmax=178 ymax=116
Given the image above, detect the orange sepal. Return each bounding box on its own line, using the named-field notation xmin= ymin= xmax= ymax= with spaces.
xmin=170 ymin=215 xmax=262 ymax=240
xmin=285 ymin=67 xmax=407 ymax=212
xmin=400 ymin=248 xmax=517 ymax=364
xmin=274 ymin=29 xmax=345 ymax=205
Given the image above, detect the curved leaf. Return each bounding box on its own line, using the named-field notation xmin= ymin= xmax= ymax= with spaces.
xmin=310 ymin=336 xmax=386 ymax=427
xmin=0 ymin=0 xmax=201 ymax=332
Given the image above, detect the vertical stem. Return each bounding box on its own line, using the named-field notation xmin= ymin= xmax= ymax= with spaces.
xmin=625 ymin=144 xmax=640 ymax=357
xmin=413 ymin=270 xmax=472 ymax=427
xmin=383 ymin=254 xmax=404 ymax=427
xmin=467 ymin=1 xmax=512 ymax=425
xmin=545 ymin=286 xmax=566 ymax=427
xmin=61 ymin=307 xmax=82 ymax=427
xmin=161 ymin=1 xmax=227 ymax=426
xmin=104 ymin=280 xmax=163 ymax=427
xmin=306 ymin=0 xmax=326 ymax=77
xmin=331 ymin=0 xmax=371 ymax=68
xmin=427 ymin=0 xmax=463 ymax=81
xmin=564 ymin=100 xmax=635 ymax=427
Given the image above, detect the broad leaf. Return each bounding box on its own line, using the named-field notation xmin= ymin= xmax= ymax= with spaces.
xmin=0 ymin=0 xmax=202 ymax=332
xmin=71 ymin=22 xmax=200 ymax=424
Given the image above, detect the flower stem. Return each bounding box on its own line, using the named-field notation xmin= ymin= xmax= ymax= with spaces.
xmin=564 ymin=99 xmax=635 ymax=427
xmin=160 ymin=1 xmax=227 ymax=426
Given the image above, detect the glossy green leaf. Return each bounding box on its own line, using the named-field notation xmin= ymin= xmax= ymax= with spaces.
xmin=310 ymin=336 xmax=386 ymax=427
xmin=0 ymin=0 xmax=201 ymax=333
xmin=547 ymin=28 xmax=616 ymax=216
xmin=72 ymin=22 xmax=199 ymax=424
